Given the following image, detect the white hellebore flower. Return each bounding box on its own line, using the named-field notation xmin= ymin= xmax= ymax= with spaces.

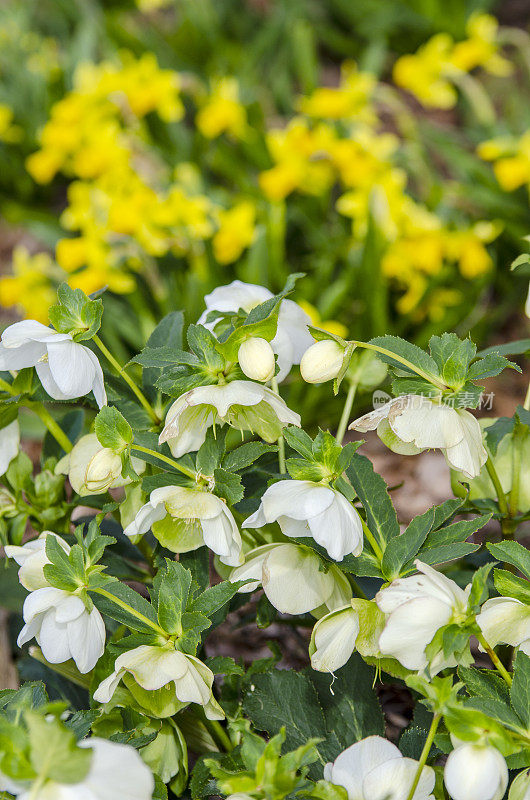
xmin=124 ymin=485 xmax=243 ymax=566
xmin=376 ymin=560 xmax=470 ymax=672
xmin=444 ymin=742 xmax=508 ymax=800
xmin=310 ymin=599 xmax=384 ymax=673
xmin=229 ymin=542 xmax=351 ymax=616
xmin=159 ymin=380 xmax=300 ymax=458
xmin=237 ymin=337 xmax=276 ymax=382
xmin=0 ymin=419 xmax=19 ymax=475
xmin=0 ymin=320 xmax=106 ymax=407
xmin=5 ymin=531 xmax=70 ymax=591
xmin=300 ymin=339 xmax=346 ymax=384
xmin=350 ymin=394 xmax=487 ymax=479
xmin=14 ymin=737 xmax=154 ymax=800
xmin=17 ymin=587 xmax=105 ymax=673
xmin=324 ymin=735 xmax=435 ymax=800
xmin=55 ymin=433 xmax=145 ymax=495
xmin=477 ymin=597 xmax=530 ymax=655
xmin=198 ymin=280 xmax=313 ymax=381
xmin=93 ymin=644 xmax=224 ymax=720
xmin=243 ymin=480 xmax=363 ymax=562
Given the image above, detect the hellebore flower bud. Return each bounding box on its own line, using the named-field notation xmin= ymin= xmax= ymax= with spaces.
xmin=300 ymin=339 xmax=345 ymax=384
xmin=237 ymin=337 xmax=275 ymax=382
xmin=444 ymin=742 xmax=508 ymax=800
xmin=85 ymin=447 xmax=123 ymax=493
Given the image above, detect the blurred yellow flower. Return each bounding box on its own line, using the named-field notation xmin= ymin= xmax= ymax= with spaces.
xmin=393 ymin=14 xmax=510 ymax=109
xmin=0 ymin=104 xmax=22 ymax=143
xmin=213 ymin=200 xmax=256 ymax=264
xmin=450 ymin=14 xmax=512 ymax=76
xmin=196 ymin=77 xmax=248 ymax=140
xmin=478 ymin=132 xmax=530 ymax=192
xmin=0 ymin=247 xmax=57 ymax=322
xmin=393 ymin=33 xmax=457 ymax=108
xmin=299 ymin=62 xmax=376 ymax=124
xmin=259 ymin=118 xmax=337 ymax=201
xmin=298 ymin=301 xmax=348 ymax=339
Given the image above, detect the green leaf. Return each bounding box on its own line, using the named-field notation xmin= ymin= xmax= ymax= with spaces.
xmin=48 ymin=283 xmax=102 ymax=341
xmin=222 ymin=442 xmax=277 ymax=472
xmin=43 ymin=536 xmax=81 ymax=592
xmin=468 ymin=354 xmax=520 ymax=381
xmin=204 ymin=657 xmax=244 ymax=677
xmin=459 ymin=666 xmax=510 ymax=704
xmin=468 ymin=563 xmax=493 ymax=610
xmin=26 ymin=711 xmax=92 ymax=785
xmin=493 ymin=569 xmax=530 ymax=604
xmin=381 ymin=507 xmax=434 ymax=580
xmin=429 ymin=333 xmax=475 ymax=388
xmin=478 ymin=340 xmax=530 ymax=358
xmin=484 ymin=417 xmax=515 ymax=455
xmin=346 ymin=454 xmax=399 ymax=553
xmin=369 ymin=335 xmax=441 ymax=381
xmin=511 ymin=652 xmax=530 ymax=727
xmin=91 ymin=581 xmax=158 ymax=633
xmin=190 ymin=580 xmax=247 ymax=617
xmin=95 ymin=406 xmax=132 ymax=453
xmin=283 ymin=427 xmax=315 ymax=460
xmin=153 ymin=561 xmax=192 ymax=635
xmin=488 ymin=541 xmax=530 ymax=580
xmin=213 ymin=468 xmax=244 ymax=504
xmin=187 ymin=324 xmax=225 ymax=371
xmin=196 ymin=429 xmax=226 ymax=476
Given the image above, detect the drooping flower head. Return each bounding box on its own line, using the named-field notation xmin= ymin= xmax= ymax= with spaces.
xmin=243 ymin=479 xmax=363 ymax=562
xmin=0 ymin=320 xmax=106 ymax=407
xmin=124 ymin=484 xmax=243 ymax=566
xmin=159 ymin=380 xmax=300 ymax=458
xmin=350 ymin=394 xmax=486 ymax=478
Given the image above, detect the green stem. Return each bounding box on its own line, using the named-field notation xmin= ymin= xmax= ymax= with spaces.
xmin=271 ymin=377 xmax=286 ymax=474
xmin=131 ymin=443 xmax=196 ymax=480
xmin=348 ymin=576 xmax=368 ymax=600
xmin=476 ymin=631 xmax=513 ymax=686
xmin=203 ymin=719 xmax=233 ymax=752
xmin=91 ymin=586 xmax=167 ymax=637
xmin=485 ymin=455 xmax=509 ymax=517
xmin=336 ymin=380 xmax=358 ymax=445
xmin=405 ymin=714 xmax=440 ymax=800
xmin=29 ymin=645 xmax=91 ymax=689
xmin=524 ymin=379 xmax=530 ymax=412
xmin=31 ymin=403 xmax=73 ymax=453
xmin=93 ymin=334 xmax=160 ymax=424
xmin=350 ymin=340 xmax=448 ymax=392
xmin=360 ymin=516 xmax=384 ymax=562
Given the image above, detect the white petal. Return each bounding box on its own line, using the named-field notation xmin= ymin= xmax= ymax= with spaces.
xmin=391 ymin=398 xmax=461 ymax=449
xmin=327 ymin=736 xmax=402 ymax=800
xmin=308 ymin=491 xmax=363 ymax=560
xmin=310 ymin=607 xmax=359 ymax=672
xmin=261 ymin=544 xmax=335 ymax=614
xmin=45 ymin=340 xmax=98 ymax=400
xmin=443 ymin=410 xmax=486 ymax=479
xmin=68 ymin=607 xmax=105 ymax=673
xmin=124 ymin=495 xmax=168 ymax=537
xmin=22 ymin=587 xmax=70 ymax=622
xmin=349 ymin=399 xmax=394 ymax=432
xmin=378 ymin=595 xmax=453 ymax=670
xmin=80 ymin=737 xmax=155 ymax=800
xmin=0 ymin=420 xmax=19 ymax=475
xmin=444 ymin=744 xmax=508 ymax=800
xmin=229 ymin=544 xmax=278 ymax=592
xmin=477 ymin=597 xmax=530 ymax=649
xmin=259 ymin=480 xmax=334 ymax=523
xmin=39 ymin=612 xmax=73 ymax=664
xmin=202 ymin=506 xmax=242 ymax=566
xmin=364 ymin=756 xmax=435 ymax=800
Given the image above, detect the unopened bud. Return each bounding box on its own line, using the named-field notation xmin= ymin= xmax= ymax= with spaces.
xmin=85 ymin=448 xmax=122 ymax=493
xmin=300 ymin=339 xmax=345 ymax=384
xmin=238 ymin=337 xmax=275 ymax=382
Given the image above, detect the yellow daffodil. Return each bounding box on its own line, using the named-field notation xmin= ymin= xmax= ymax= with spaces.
xmin=196 ymin=77 xmax=248 ymax=140
xmin=299 ymin=62 xmax=376 ymax=124
xmin=393 ymin=33 xmax=457 ymax=108
xmin=450 ymin=14 xmax=512 ymax=76
xmin=0 ymin=247 xmax=58 ymax=322
xmin=478 ymin=132 xmax=530 ymax=192
xmin=298 ymin=301 xmax=348 ymax=339
xmin=213 ymin=200 xmax=256 ymax=264
xmin=0 ymin=104 xmax=22 ymax=143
